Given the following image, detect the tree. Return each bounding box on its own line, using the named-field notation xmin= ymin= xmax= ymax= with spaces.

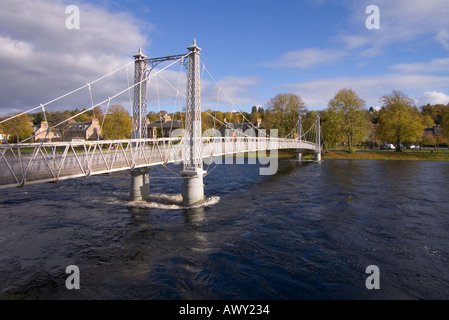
xmin=203 ymin=110 xmax=224 ymax=129
xmin=92 ymin=105 xmax=104 ymax=124
xmin=224 ymin=112 xmax=233 ymax=123
xmin=251 ymin=111 xmax=262 ymax=124
xmin=441 ymin=108 xmax=449 ymax=140
xmin=376 ymin=90 xmax=425 ymax=152
xmin=422 ymin=114 xmax=435 ymax=129
xmin=301 ymin=110 xmax=319 ymax=136
xmin=421 ymin=103 xmax=446 ymax=125
xmin=264 ymin=93 xmax=308 ymax=137
xmin=1 ymin=114 xmax=33 ymax=143
xmin=327 ymin=89 xmax=371 ymax=153
xmin=47 ymin=111 xmax=72 ymax=139
xmin=30 ymin=111 xmax=48 ymax=126
xmin=258 ymin=107 xmax=265 ymax=120
xmin=147 ymin=111 xmax=160 ymax=123
xmin=201 ymin=111 xmax=213 ymax=130
xmin=251 ymin=106 xmax=258 ymax=115
xmin=102 ymin=105 xmax=132 ymax=140
xmin=321 ymin=107 xmax=344 ymax=150
xmin=73 ymin=109 xmax=91 ymax=122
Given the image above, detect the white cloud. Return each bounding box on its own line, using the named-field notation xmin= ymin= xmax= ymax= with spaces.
xmin=340 ymin=35 xmax=371 ymax=50
xmin=391 ymin=57 xmax=449 ymax=73
xmin=145 ymin=69 xmax=260 ymax=114
xmin=262 ymin=48 xmax=347 ymax=69
xmin=0 ymin=36 xmax=33 ymax=60
xmin=435 ymin=29 xmax=449 ymax=51
xmin=265 ymin=1 xmax=449 ymax=109
xmin=283 ymin=74 xmax=449 ymax=109
xmin=0 ymin=0 xmax=149 ymax=115
xmin=342 ymin=0 xmax=449 ymax=54
xmin=417 ymin=91 xmax=449 ymax=106
xmin=0 ymin=0 xmax=258 ymax=117
xmin=206 ymin=75 xmax=260 ymax=108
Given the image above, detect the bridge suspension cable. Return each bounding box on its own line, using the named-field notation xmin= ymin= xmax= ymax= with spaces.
xmin=4 ymin=53 xmax=190 ymax=144
xmin=0 ymin=61 xmax=135 ymax=125
xmin=199 ymin=61 xmax=273 ymax=139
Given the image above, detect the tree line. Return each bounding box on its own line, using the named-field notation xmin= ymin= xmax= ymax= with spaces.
xmin=265 ymin=89 xmax=449 ymax=153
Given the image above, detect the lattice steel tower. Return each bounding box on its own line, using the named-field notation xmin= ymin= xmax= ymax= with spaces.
xmin=132 ymin=48 xmax=148 ymax=140
xmin=181 ymin=39 xmax=206 ymax=206
xmin=183 ymin=39 xmax=203 ymax=172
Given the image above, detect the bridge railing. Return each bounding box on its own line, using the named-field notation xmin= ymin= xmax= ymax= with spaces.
xmin=0 ymin=138 xmax=183 ymax=188
xmin=200 ymin=136 xmax=319 ymax=158
xmin=0 ymin=136 xmax=319 ymax=188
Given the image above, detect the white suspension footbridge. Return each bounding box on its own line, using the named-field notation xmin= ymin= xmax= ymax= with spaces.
xmin=0 ymin=40 xmax=322 ymax=206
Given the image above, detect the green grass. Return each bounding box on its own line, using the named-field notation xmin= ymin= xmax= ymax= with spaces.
xmin=277 ymin=149 xmax=449 ymax=161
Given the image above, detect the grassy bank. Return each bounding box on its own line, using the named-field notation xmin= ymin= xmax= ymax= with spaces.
xmin=277 ymin=149 xmax=449 ymax=161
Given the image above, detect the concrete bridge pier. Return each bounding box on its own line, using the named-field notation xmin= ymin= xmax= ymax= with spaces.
xmin=130 ymin=167 xmax=150 ymax=201
xmin=296 ymin=149 xmax=303 ymax=161
xmin=181 ymin=170 xmax=206 ymax=207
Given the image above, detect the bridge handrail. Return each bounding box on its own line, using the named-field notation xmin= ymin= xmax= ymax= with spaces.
xmin=0 ymin=136 xmax=320 ymax=150
xmin=0 ymin=137 xmax=183 ymax=149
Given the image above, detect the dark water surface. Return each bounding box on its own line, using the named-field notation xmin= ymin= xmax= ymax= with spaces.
xmin=0 ymin=159 xmax=448 ymax=300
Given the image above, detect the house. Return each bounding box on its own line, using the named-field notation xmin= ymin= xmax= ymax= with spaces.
xmin=0 ymin=133 xmax=8 ymax=144
xmin=147 ymin=114 xmax=182 ymax=138
xmin=218 ymin=117 xmax=263 ymax=137
xmin=33 ymin=121 xmax=60 ymax=142
xmin=64 ymin=117 xmax=101 ymax=141
xmin=424 ymin=125 xmax=442 ymax=137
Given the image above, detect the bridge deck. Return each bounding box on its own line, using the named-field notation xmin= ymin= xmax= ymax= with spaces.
xmin=0 ymin=137 xmax=319 ymax=188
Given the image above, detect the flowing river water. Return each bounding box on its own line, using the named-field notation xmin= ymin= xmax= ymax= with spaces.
xmin=0 ymin=158 xmax=448 ymax=299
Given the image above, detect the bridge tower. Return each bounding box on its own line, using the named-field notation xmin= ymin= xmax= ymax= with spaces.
xmin=130 ymin=48 xmax=150 ymax=201
xmin=181 ymin=39 xmax=206 ymax=206
xmin=296 ymin=116 xmax=303 ymax=161
xmin=132 ymin=48 xmax=148 ymax=140
xmin=315 ymin=115 xmax=322 ymax=162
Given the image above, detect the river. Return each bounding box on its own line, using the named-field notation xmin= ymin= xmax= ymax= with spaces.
xmin=0 ymin=159 xmax=448 ymax=300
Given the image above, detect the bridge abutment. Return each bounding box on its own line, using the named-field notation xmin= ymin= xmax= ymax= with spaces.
xmin=130 ymin=168 xmax=150 ymax=202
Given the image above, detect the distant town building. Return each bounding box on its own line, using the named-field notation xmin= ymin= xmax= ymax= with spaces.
xmin=218 ymin=117 xmax=263 ymax=137
xmin=424 ymin=125 xmax=443 ymax=137
xmin=64 ymin=118 xmax=101 ymax=141
xmin=147 ymin=114 xmax=182 ymax=138
xmin=0 ymin=133 xmax=8 ymax=143
xmin=33 ymin=121 xmax=60 ymax=142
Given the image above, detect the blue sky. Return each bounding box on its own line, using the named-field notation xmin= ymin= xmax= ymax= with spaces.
xmin=1 ymin=0 xmax=449 ymax=116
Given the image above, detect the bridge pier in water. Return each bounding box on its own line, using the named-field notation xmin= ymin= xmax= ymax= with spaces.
xmin=181 ymin=170 xmax=206 ymax=207
xmin=130 ymin=168 xmax=150 ymax=202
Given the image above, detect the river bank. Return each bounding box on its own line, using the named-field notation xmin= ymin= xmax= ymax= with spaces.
xmin=277 ymin=149 xmax=449 ymax=161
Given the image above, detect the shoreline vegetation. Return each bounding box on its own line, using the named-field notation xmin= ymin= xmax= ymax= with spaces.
xmin=276 ymin=149 xmax=449 ymax=161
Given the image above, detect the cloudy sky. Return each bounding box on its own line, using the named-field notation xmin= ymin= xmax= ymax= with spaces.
xmin=1 ymin=0 xmax=449 ymax=117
